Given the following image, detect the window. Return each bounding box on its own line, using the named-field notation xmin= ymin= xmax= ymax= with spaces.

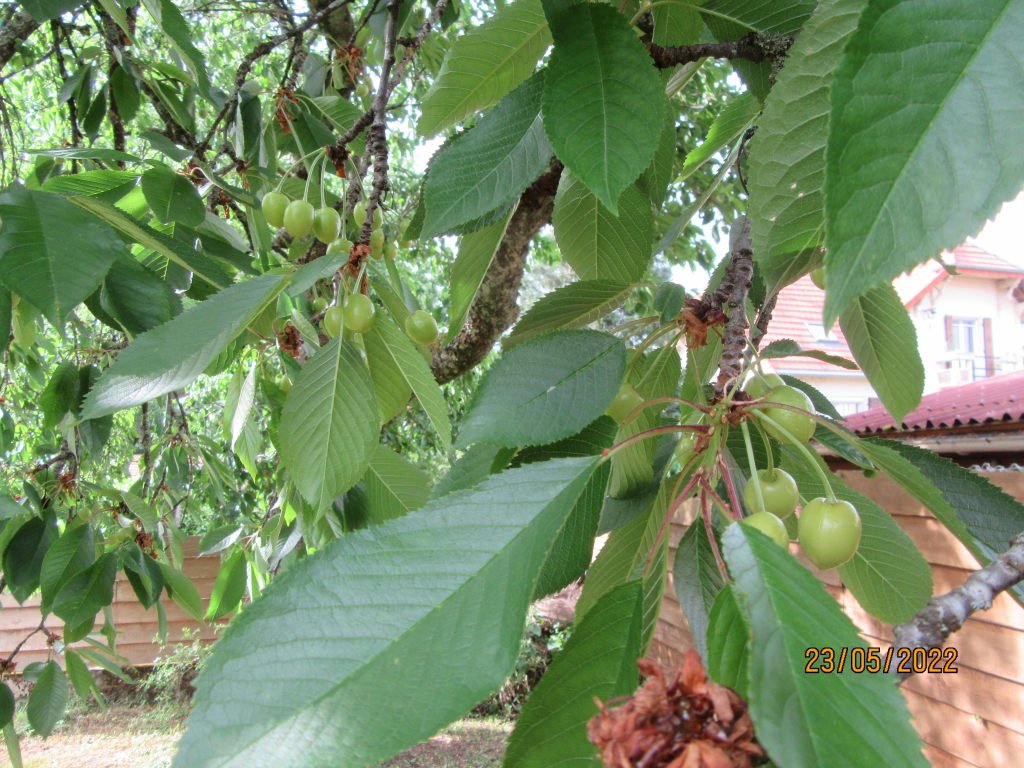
xmin=832 ymin=401 xmax=868 ymax=417
xmin=805 ymin=322 xmax=841 ymax=344
xmin=944 ymin=316 xmax=993 ymax=381
xmin=949 ymin=318 xmax=981 ymax=354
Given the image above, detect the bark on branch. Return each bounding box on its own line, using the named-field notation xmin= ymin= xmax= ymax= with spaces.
xmin=893 ymin=531 xmax=1024 ymax=677
xmin=0 ymin=10 xmax=40 ymax=74
xmin=648 ymin=33 xmax=792 ymax=69
xmin=713 ymin=217 xmax=754 ymax=397
xmin=430 ymin=161 xmax=562 ymax=384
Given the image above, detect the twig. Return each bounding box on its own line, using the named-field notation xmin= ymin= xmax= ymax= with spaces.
xmin=1 ymin=620 xmax=49 ymax=672
xmin=893 ymin=532 xmax=1024 ymax=678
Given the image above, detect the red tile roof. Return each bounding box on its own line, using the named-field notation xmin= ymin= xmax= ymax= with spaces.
xmin=759 ymin=276 xmax=858 ymax=375
xmin=844 ymin=370 xmax=1024 ymax=435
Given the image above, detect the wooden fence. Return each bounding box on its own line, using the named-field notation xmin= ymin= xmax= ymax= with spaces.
xmin=652 ymin=470 xmax=1024 ymax=768
xmin=0 ymin=537 xmax=219 ymax=668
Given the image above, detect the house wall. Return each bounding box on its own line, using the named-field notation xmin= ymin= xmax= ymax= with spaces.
xmin=652 ymin=470 xmax=1024 ymax=768
xmin=909 ymin=276 xmax=1024 ymax=393
xmin=0 ymin=537 xmax=219 ymax=669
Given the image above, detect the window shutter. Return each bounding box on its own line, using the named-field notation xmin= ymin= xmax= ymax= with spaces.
xmin=944 ymin=315 xmax=954 ymax=349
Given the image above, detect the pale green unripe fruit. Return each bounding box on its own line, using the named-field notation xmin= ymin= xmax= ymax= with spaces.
xmin=741 ymin=512 xmax=789 ymax=549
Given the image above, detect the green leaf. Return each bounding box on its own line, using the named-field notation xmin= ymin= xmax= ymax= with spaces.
xmin=458 ymin=330 xmax=625 ymax=449
xmin=609 ymin=346 xmax=680 ymax=498
xmin=122 ymin=545 xmax=164 ymax=609
xmin=418 ymin=0 xmax=551 ymax=136
xmin=52 ymin=552 xmax=117 ymax=627
xmin=423 ymin=74 xmax=551 ymax=238
xmin=141 ymin=165 xmax=206 ymax=226
xmin=40 ymin=361 xmax=82 ymax=428
xmin=749 ymin=0 xmax=865 ymax=292
xmin=838 ymin=285 xmax=923 ymax=422
xmin=42 ymin=169 xmax=139 ymax=199
xmin=363 ymin=320 xmax=414 ymax=424
xmin=3 ymin=722 xmax=21 ymax=768
xmin=82 ymin=274 xmax=287 ymax=418
xmin=705 ymin=585 xmax=750 ymax=696
xmin=30 ymin=146 xmax=141 ymax=163
xmin=722 ymin=523 xmax=927 ymax=768
xmin=639 ymin=106 xmax=678 ymax=208
xmin=64 ymin=649 xmax=102 ymax=704
xmin=364 ymin=314 xmax=451 ymax=450
xmin=26 ymin=662 xmax=68 ymax=738
xmin=362 ymin=445 xmax=431 ymax=524
xmin=824 ymin=0 xmax=1024 ymax=323
xmin=199 ymin=525 xmax=243 ymax=556
xmin=552 ymin=174 xmax=653 ymax=283
xmin=3 ymin=514 xmax=58 ymax=603
xmin=673 ymin=520 xmax=726 ymax=661
xmin=862 ymin=439 xmax=1024 ymax=604
xmin=109 ymin=65 xmax=140 ymax=119
xmin=141 ymin=0 xmax=211 ymax=97
xmin=96 ymin=257 xmax=181 ymax=335
xmin=543 ymin=5 xmax=666 ymax=212
xmin=0 ymin=684 xmax=13 ymax=729
xmin=158 ymin=563 xmax=204 ymax=621
xmin=781 ymin=449 xmax=932 ymax=623
xmin=0 ymin=184 xmax=123 ymax=323
xmin=701 ymin=0 xmax=816 ymax=34
xmin=174 ymin=457 xmax=597 ymax=768
xmin=39 ymin=524 xmax=95 ymax=615
xmin=680 ymin=92 xmax=759 ymax=181
xmin=64 ymin=194 xmax=229 ymax=290
xmin=446 ymin=209 xmax=517 ymax=343
xmin=653 ymin=2 xmax=702 ymax=45
xmin=430 ymin=444 xmax=515 ymax=500
xmin=279 ymin=337 xmax=379 ymax=511
xmin=506 ymin=280 xmax=633 ymax=349
xmin=20 ymin=0 xmax=81 ymax=21
xmin=504 ymin=581 xmax=643 ymax=768
xmin=0 ymin=289 xmax=10 ymax=355
xmin=206 ymin=549 xmax=247 ymax=620
xmin=759 ymin=338 xmax=858 ymax=370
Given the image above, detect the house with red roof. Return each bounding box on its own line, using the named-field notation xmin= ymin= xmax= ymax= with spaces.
xmin=759 ymin=243 xmax=1024 ymax=416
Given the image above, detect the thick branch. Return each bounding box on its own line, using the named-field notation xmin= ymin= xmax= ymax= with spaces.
xmin=893 ymin=532 xmax=1024 ymax=676
xmin=713 ymin=217 xmax=754 ymax=397
xmin=431 ymin=161 xmax=562 ymax=384
xmin=648 ymin=33 xmax=792 ymax=69
xmin=0 ymin=10 xmax=40 ymax=74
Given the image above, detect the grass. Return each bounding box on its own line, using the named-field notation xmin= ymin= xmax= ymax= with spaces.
xmin=10 ymin=701 xmax=511 ymax=767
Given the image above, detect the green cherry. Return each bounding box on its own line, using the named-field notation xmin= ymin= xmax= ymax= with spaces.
xmin=343 ymin=294 xmax=375 ymax=334
xmin=758 ymin=385 xmax=816 ymax=444
xmin=261 ymin=191 xmax=289 ymax=228
xmin=810 ymin=267 xmax=826 ymax=290
xmin=746 ymin=372 xmax=785 ymax=398
xmin=323 ymin=306 xmax=344 ymax=338
xmin=405 ymin=310 xmax=438 ymax=345
xmin=743 ymin=468 xmax=799 ymax=519
xmin=283 ymin=199 xmax=315 ymax=239
xmin=606 ymin=383 xmax=643 ymax=423
xmin=798 ymin=498 xmax=861 ymax=569
xmin=313 ymin=208 xmax=341 ymax=244
xmin=741 ymin=512 xmax=789 ymax=549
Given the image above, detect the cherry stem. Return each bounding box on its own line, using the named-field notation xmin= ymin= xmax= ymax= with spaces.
xmin=620 ymin=396 xmax=713 ymax=426
xmin=751 ymin=418 xmax=775 ymax=474
xmin=754 ymin=411 xmax=837 ymax=501
xmin=700 ymin=487 xmax=730 ymax=582
xmin=644 ymin=470 xmax=701 ymax=577
xmin=600 ymin=424 xmax=709 ymax=463
xmin=628 ymin=323 xmax=683 ymax=373
xmin=739 ymin=420 xmax=763 ymax=515
xmin=609 ymin=315 xmax=660 ymax=335
xmin=703 ymin=472 xmax=741 ymax=522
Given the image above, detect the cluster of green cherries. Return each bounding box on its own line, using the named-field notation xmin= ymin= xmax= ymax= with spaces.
xmin=606 ymin=373 xmax=862 ymax=570
xmin=262 ymin=190 xmax=437 ymax=347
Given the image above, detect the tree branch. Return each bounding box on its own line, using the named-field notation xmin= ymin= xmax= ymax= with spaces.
xmin=713 ymin=217 xmax=754 ymax=397
xmin=893 ymin=531 xmax=1024 ymax=677
xmin=0 ymin=10 xmax=40 ymax=74
xmin=647 ymin=33 xmax=792 ymax=69
xmin=431 ymin=161 xmax=562 ymax=384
